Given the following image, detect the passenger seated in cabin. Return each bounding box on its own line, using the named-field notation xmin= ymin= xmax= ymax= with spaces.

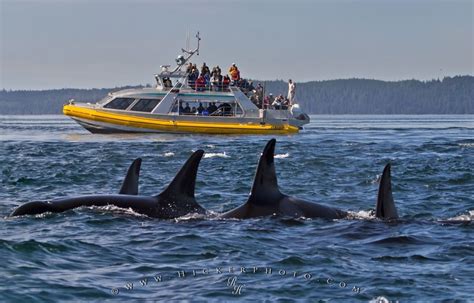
xmin=222 ymin=75 xmax=230 ymax=90
xmin=208 ymin=102 xmax=218 ymax=115
xmin=196 ymin=75 xmax=206 ymax=91
xmin=197 ymin=102 xmax=205 ymax=114
xmin=191 ymin=106 xmax=197 ymax=114
xmin=183 ymin=102 xmax=191 ymax=114
xmin=202 ymin=108 xmax=209 ymax=116
xmin=228 ymin=63 xmax=240 ymax=83
xmin=179 ymin=102 xmax=185 ymax=113
xmin=218 ymin=102 xmax=232 ymax=116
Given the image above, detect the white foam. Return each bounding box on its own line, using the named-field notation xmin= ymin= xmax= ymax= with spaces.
xmin=87 ymin=205 xmax=148 ymax=218
xmin=346 ymin=210 xmax=375 ymax=220
xmin=458 ymin=143 xmax=474 ymax=148
xmin=274 ymin=153 xmax=290 ymax=159
xmin=174 ymin=212 xmax=209 ymax=221
xmin=445 ymin=210 xmax=474 ymax=221
xmin=370 ymin=297 xmax=390 ymax=303
xmin=371 ymin=174 xmax=381 ymax=184
xmin=163 ymin=152 xmax=175 ymax=157
xmin=204 ymin=152 xmax=229 ymax=158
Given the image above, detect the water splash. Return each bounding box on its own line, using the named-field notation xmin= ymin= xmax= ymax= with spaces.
xmin=204 ymin=152 xmax=229 ymax=158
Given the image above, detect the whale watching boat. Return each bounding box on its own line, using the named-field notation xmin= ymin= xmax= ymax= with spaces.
xmin=63 ymin=33 xmax=310 ymax=134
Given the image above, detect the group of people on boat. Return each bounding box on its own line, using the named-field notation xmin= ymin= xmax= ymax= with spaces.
xmin=247 ymin=80 xmax=295 ymax=110
xmin=178 ymin=101 xmax=233 ymax=116
xmin=186 ymin=62 xmax=249 ymax=92
xmin=181 ymin=61 xmax=297 ymax=111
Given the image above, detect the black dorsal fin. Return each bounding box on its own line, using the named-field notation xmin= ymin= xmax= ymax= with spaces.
xmin=158 ymin=150 xmax=204 ymax=199
xmin=119 ymin=158 xmax=142 ymax=195
xmin=375 ymin=163 xmax=399 ymax=219
xmin=247 ymin=139 xmax=284 ymax=205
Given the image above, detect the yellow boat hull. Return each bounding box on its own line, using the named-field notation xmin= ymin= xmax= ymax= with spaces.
xmin=63 ymin=104 xmax=300 ymax=135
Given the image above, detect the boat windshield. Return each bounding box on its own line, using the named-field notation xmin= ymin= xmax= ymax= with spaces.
xmin=97 ymin=94 xmax=114 ymax=105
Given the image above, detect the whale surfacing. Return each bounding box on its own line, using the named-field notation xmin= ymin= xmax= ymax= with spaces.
xmin=10 ymin=151 xmax=206 ymax=219
xmin=220 ymin=139 xmax=398 ymax=220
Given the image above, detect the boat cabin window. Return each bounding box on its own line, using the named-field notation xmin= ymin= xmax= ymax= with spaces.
xmin=170 ymin=99 xmax=243 ymax=117
xmin=130 ymin=98 xmax=160 ymax=112
xmin=104 ymin=97 xmax=136 ymax=110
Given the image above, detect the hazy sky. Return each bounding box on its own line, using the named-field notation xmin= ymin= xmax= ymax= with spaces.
xmin=1 ymin=0 xmax=473 ymax=90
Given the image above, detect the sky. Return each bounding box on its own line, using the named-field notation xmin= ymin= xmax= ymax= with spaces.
xmin=0 ymin=0 xmax=473 ymax=90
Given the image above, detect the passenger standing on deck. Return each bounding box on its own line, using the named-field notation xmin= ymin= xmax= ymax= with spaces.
xmin=288 ymin=79 xmax=296 ymax=105
xmin=229 ymin=63 xmax=240 ymax=83
xmin=201 ymin=63 xmax=210 ymax=76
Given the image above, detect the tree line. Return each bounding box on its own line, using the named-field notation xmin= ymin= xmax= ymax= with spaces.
xmin=1 ymin=76 xmax=472 ymax=114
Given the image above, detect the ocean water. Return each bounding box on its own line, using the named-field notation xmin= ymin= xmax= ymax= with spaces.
xmin=0 ymin=115 xmax=473 ymax=302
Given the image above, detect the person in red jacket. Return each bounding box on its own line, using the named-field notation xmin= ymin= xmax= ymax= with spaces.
xmin=196 ymin=75 xmax=206 ymax=91
xmin=222 ymin=75 xmax=230 ymax=89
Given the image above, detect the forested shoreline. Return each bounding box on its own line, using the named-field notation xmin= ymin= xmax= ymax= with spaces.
xmin=1 ymin=76 xmax=472 ymax=114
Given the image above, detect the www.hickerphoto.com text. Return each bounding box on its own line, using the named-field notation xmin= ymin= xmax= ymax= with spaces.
xmin=110 ymin=266 xmax=363 ymax=296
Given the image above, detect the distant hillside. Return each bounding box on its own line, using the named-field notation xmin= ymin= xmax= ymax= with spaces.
xmin=1 ymin=76 xmax=473 ymax=114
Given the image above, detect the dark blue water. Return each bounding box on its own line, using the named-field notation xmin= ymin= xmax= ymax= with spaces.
xmin=1 ymin=115 xmax=473 ymax=302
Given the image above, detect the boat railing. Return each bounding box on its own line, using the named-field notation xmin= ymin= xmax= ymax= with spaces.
xmin=161 ymin=77 xmax=257 ymax=95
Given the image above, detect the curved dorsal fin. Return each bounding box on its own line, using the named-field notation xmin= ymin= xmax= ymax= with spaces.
xmin=158 ymin=150 xmax=204 ymax=199
xmin=119 ymin=158 xmax=142 ymax=195
xmin=247 ymin=139 xmax=283 ymax=205
xmin=375 ymin=163 xmax=399 ymax=219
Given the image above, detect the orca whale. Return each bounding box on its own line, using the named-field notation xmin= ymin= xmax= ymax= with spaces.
xmin=10 ymin=151 xmax=206 ymax=219
xmin=220 ymin=139 xmax=399 ymax=220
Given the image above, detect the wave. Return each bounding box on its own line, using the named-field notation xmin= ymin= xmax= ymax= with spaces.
xmin=345 ymin=210 xmax=375 ymax=220
xmin=369 ymin=235 xmax=428 ymax=245
xmin=444 ymin=210 xmax=474 ymax=222
xmin=163 ymin=152 xmax=175 ymax=157
xmin=371 ymin=254 xmax=437 ymax=261
xmin=84 ymin=205 xmax=150 ymax=218
xmin=204 ymin=152 xmax=229 ymax=159
xmin=274 ymin=153 xmax=290 ymax=159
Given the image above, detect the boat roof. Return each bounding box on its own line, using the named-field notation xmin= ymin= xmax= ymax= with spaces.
xmin=110 ymin=87 xmax=236 ymax=99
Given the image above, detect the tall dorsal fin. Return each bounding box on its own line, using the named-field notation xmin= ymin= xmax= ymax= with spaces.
xmin=247 ymin=139 xmax=284 ymax=205
xmin=119 ymin=158 xmax=142 ymax=195
xmin=158 ymin=150 xmax=204 ymax=199
xmin=375 ymin=163 xmax=399 ymax=219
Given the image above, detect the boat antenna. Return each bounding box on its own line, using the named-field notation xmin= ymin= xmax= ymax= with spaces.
xmin=196 ymin=31 xmax=200 ymax=56
xmin=186 ymin=31 xmax=190 ymax=52
xmin=170 ymin=31 xmax=200 ymax=74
